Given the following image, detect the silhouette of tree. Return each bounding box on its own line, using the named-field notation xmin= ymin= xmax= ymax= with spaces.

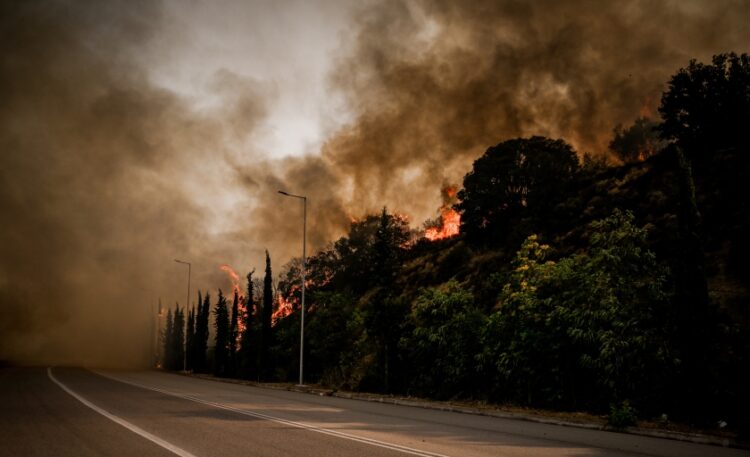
xmin=659 ymin=52 xmax=750 ymax=160
xmin=193 ymin=291 xmax=210 ymax=373
xmin=457 ymin=136 xmax=579 ymax=244
xmin=609 ymin=117 xmax=665 ymax=163
xmin=172 ymin=305 xmax=185 ymax=371
xmin=213 ymin=290 xmax=229 ymax=377
xmin=361 ymin=208 xmax=410 ymax=392
xmin=186 ymin=306 xmax=195 ymax=371
xmin=240 ymin=269 xmax=257 ymax=379
xmin=656 ymin=54 xmax=749 ymax=420
xmin=163 ymin=308 xmax=173 ymax=370
xmin=260 ymin=250 xmax=274 ymax=380
xmin=228 ymin=289 xmax=239 ymax=377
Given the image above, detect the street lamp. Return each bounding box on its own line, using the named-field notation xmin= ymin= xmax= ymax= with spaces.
xmin=174 ymin=259 xmax=191 ymax=371
xmin=278 ymin=190 xmax=307 ymax=386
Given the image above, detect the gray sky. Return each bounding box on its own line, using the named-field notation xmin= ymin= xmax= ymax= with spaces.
xmin=145 ymin=0 xmax=356 ymax=159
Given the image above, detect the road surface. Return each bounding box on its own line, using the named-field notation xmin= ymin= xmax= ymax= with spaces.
xmin=0 ymin=366 xmax=746 ymax=457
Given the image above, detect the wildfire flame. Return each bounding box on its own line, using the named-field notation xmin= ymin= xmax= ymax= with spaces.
xmin=273 ymin=294 xmax=294 ymax=325
xmin=425 ymin=185 xmax=461 ymax=241
xmin=219 ymin=264 xmax=246 ymax=336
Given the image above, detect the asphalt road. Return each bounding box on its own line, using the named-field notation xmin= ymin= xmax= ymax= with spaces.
xmin=0 ymin=367 xmax=746 ymax=457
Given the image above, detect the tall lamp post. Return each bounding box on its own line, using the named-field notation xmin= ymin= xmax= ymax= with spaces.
xmin=278 ymin=190 xmax=307 ymax=386
xmin=174 ymin=259 xmax=191 ymax=371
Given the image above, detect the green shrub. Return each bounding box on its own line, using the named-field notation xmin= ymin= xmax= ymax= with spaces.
xmin=609 ymin=400 xmax=638 ymax=428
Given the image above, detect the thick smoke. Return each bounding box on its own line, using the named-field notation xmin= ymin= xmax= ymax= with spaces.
xmin=244 ymin=0 xmax=750 ymax=270
xmin=298 ymin=0 xmax=750 ymax=223
xmin=2 ymin=0 xmax=749 ymax=366
xmin=0 ymin=1 xmax=269 ymax=366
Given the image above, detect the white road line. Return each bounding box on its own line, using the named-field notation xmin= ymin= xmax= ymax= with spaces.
xmin=47 ymin=367 xmax=198 ymax=457
xmin=97 ymin=370 xmax=451 ymax=457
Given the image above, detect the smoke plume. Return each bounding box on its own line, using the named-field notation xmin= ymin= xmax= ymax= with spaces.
xmin=1 ymin=0 xmax=749 ymax=366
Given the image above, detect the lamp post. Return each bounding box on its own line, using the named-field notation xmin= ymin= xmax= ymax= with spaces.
xmin=174 ymin=259 xmax=191 ymax=371
xmin=278 ymin=190 xmax=306 ymax=386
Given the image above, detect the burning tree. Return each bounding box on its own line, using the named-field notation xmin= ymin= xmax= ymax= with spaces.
xmin=424 ymin=185 xmax=461 ymax=241
xmin=609 ymin=117 xmax=665 ymax=163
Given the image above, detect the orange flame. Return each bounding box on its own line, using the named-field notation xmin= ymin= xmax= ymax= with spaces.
xmin=273 ymin=294 xmax=295 ymax=325
xmin=425 ymin=208 xmax=461 ymax=241
xmin=425 ymin=185 xmax=461 ymax=241
xmin=219 ymin=264 xmax=246 ymax=337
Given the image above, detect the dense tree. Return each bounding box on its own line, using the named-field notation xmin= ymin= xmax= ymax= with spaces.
xmin=655 ymin=54 xmax=750 ymax=421
xmin=213 ymin=290 xmax=229 ymax=377
xmin=228 ymin=289 xmax=239 ymax=376
xmin=360 ymin=208 xmax=411 ymax=392
xmin=172 ymin=305 xmax=185 ymax=372
xmin=456 ymin=136 xmax=579 ymax=243
xmin=372 ymin=207 xmax=408 ymax=286
xmin=260 ymin=251 xmax=274 ymax=380
xmin=185 ymin=306 xmax=195 ymax=371
xmin=324 ymin=210 xmax=411 ymax=294
xmin=240 ymin=269 xmax=257 ymax=379
xmin=609 ymin=117 xmax=665 ymax=163
xmin=482 ymin=211 xmax=673 ymax=411
xmin=194 ymin=291 xmax=210 ymax=373
xmin=304 ymin=291 xmax=364 ymax=387
xmin=163 ymin=308 xmax=174 ymax=370
xmin=403 ymin=280 xmax=485 ymax=398
xmin=659 ymin=52 xmax=750 ymax=160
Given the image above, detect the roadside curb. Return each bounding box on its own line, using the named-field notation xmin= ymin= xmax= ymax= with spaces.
xmin=176 ymin=371 xmax=747 ymax=450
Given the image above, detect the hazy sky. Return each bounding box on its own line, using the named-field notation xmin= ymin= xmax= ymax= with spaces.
xmin=2 ymin=0 xmax=749 ymax=366
xmin=145 ymin=0 xmax=357 ymax=158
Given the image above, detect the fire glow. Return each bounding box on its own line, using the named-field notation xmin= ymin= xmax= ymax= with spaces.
xmin=425 ymin=185 xmax=461 ymax=241
xmin=274 ymin=294 xmax=294 ymax=324
xmin=219 ymin=264 xmax=247 ymax=336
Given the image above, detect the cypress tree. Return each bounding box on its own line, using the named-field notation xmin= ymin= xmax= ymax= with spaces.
xmin=201 ymin=293 xmax=211 ymax=352
xmin=260 ymin=250 xmax=274 ymax=381
xmin=186 ymin=306 xmax=195 ymax=371
xmin=214 ymin=289 xmax=229 ymax=377
xmin=173 ymin=305 xmax=185 ymax=371
xmin=240 ymin=268 xmax=256 ymax=379
xmin=195 ymin=291 xmax=210 ymax=373
xmin=228 ymin=289 xmax=239 ymax=376
xmin=191 ymin=291 xmax=202 ymax=370
xmin=163 ymin=308 xmax=173 ymax=370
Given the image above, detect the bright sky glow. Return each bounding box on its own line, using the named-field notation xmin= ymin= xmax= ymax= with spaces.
xmin=144 ymin=0 xmax=357 ymax=159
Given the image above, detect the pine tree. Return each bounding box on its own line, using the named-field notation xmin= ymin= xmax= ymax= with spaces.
xmin=186 ymin=306 xmax=195 ymax=371
xmin=228 ymin=289 xmax=239 ymax=377
xmin=213 ymin=289 xmax=230 ymax=377
xmin=163 ymin=308 xmax=174 ymax=370
xmin=260 ymin=250 xmax=274 ymax=381
xmin=173 ymin=305 xmax=185 ymax=371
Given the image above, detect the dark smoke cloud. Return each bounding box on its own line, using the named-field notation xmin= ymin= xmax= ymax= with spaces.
xmin=241 ymin=0 xmax=750 ymax=269
xmin=2 ymin=0 xmax=749 ymax=366
xmin=301 ymin=0 xmax=750 ymax=223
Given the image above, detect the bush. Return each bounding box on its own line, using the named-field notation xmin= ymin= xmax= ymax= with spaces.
xmin=609 ymin=400 xmax=638 ymax=428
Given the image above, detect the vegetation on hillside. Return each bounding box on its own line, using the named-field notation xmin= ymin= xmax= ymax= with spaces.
xmin=161 ymin=52 xmax=750 ymax=433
